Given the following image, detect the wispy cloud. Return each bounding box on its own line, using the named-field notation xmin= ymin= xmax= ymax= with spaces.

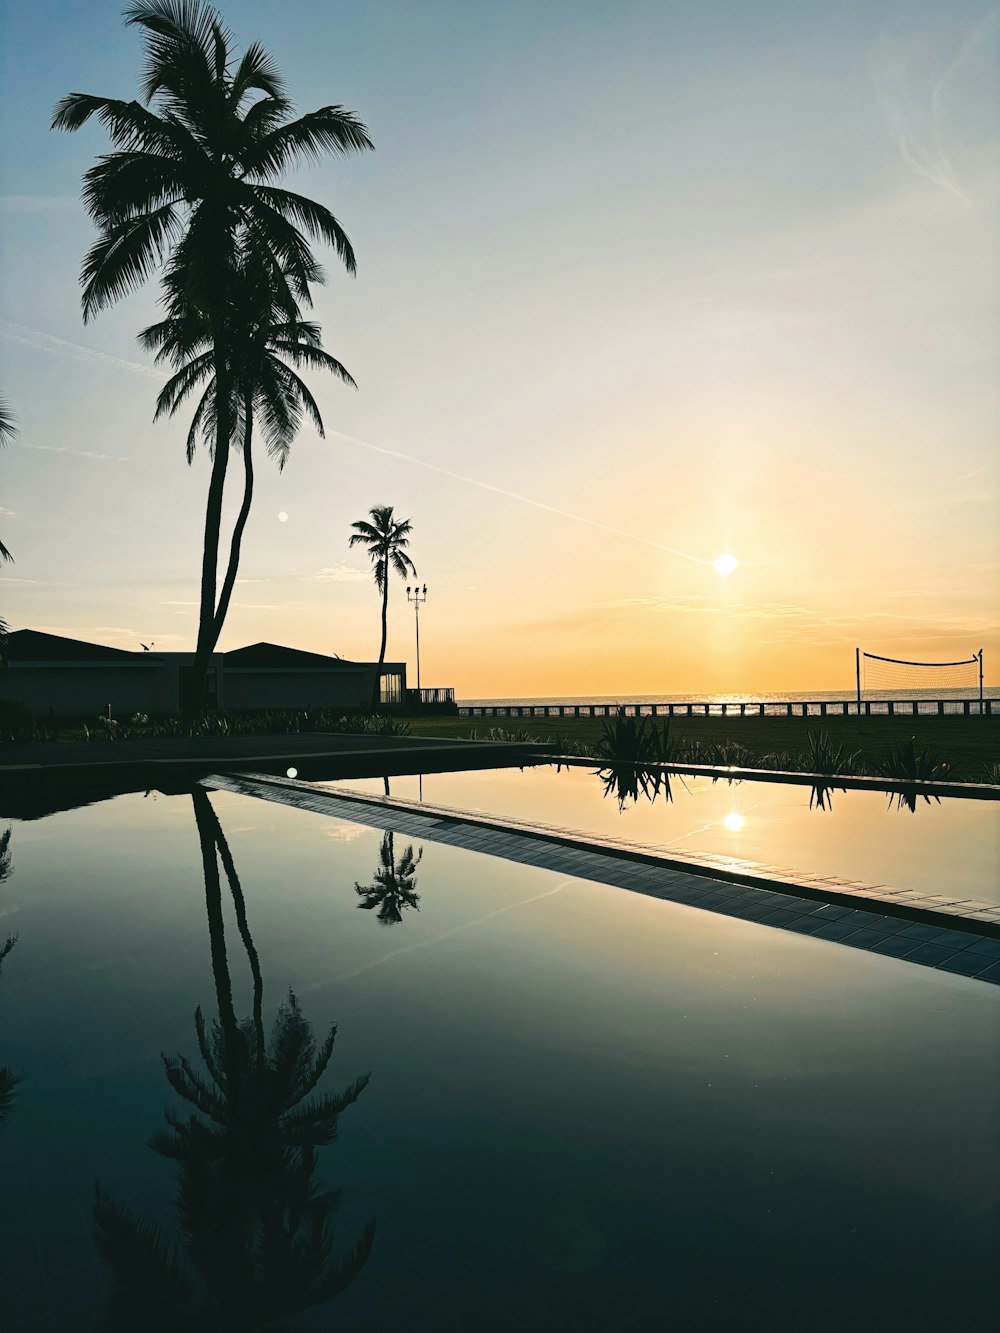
xmin=0 ymin=194 xmax=79 ymax=213
xmin=307 ymin=563 xmax=368 ymax=583
xmin=0 ymin=318 xmax=160 ymax=381
xmin=0 ymin=577 xmax=74 ymax=587
xmin=0 ymin=507 xmax=14 ymax=517
xmin=870 ymin=13 xmax=997 ymax=203
xmin=324 ymin=824 xmax=367 ymax=844
xmin=15 ymin=441 xmax=129 ymax=463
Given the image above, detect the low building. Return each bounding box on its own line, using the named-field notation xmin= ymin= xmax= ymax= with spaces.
xmin=1 ymin=630 xmax=407 ymax=717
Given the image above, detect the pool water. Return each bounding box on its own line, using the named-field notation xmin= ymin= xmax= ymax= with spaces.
xmin=1 ymin=789 xmax=998 ymax=1330
xmin=326 ymin=764 xmax=1000 ymax=905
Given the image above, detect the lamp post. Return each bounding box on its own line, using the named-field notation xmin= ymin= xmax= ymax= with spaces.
xmin=406 ymin=583 xmax=428 ymax=695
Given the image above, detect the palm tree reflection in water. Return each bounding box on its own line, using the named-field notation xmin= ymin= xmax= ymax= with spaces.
xmin=596 ymin=765 xmax=674 ymax=811
xmin=355 ymin=832 xmax=423 ymax=926
xmin=94 ymin=788 xmax=374 ymax=1329
xmin=0 ymin=825 xmax=21 ymax=1125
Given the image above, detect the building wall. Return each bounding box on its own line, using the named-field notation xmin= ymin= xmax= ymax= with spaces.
xmin=2 ymin=655 xmax=406 ymax=716
xmin=2 ymin=665 xmax=168 ymax=717
xmin=222 ymin=668 xmax=378 ymax=711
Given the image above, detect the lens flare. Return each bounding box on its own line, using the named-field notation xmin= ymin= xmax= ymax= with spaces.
xmin=713 ymin=553 xmax=738 ymax=576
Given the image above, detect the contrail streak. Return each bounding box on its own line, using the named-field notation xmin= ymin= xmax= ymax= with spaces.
xmin=0 ymin=319 xmax=161 ymax=380
xmin=329 ymin=428 xmax=709 ymax=566
xmin=3 ymin=315 xmax=709 ymax=566
xmin=327 ymin=877 xmax=574 ymax=985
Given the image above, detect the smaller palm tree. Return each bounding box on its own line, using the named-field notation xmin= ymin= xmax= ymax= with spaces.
xmin=348 ymin=506 xmax=416 ymax=665
xmin=355 ymin=832 xmax=422 ymax=925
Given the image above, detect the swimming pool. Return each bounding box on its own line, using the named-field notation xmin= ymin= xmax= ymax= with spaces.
xmin=2 ymin=788 xmax=997 ymax=1329
xmin=323 ymin=763 xmax=1000 ymax=906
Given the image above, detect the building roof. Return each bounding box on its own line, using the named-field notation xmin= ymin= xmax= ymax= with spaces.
xmin=4 ymin=629 xmax=152 ymax=663
xmin=223 ymin=641 xmax=356 ymax=669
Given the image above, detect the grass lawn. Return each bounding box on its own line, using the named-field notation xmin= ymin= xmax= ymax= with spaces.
xmin=407 ymin=713 xmax=1000 ymax=782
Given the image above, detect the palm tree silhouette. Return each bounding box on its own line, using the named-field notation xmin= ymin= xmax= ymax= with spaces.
xmin=0 ymin=394 xmax=15 ymax=659
xmin=348 ymin=506 xmax=417 ymax=666
xmin=0 ymin=826 xmax=21 ymax=1126
xmin=93 ymin=790 xmax=374 ymax=1327
xmin=0 ymin=393 xmax=14 ymax=563
xmin=140 ymin=258 xmax=355 ymax=644
xmin=53 ymin=1 xmax=372 ymax=715
xmin=355 ymin=831 xmax=423 ymax=926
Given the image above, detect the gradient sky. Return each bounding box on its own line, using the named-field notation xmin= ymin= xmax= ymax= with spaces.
xmin=1 ymin=0 xmax=997 ymax=696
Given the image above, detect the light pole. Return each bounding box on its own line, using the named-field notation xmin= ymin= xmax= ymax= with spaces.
xmin=406 ymin=583 xmax=428 ymax=695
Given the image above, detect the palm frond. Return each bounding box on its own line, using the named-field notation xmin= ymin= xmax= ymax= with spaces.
xmin=390 ymin=549 xmax=417 ymax=580
xmin=52 ymin=94 xmax=193 ymax=158
xmin=252 ymin=186 xmax=357 ymax=274
xmin=93 ymin=1185 xmax=198 ymax=1310
xmin=0 ymin=394 xmax=17 ymax=445
xmin=229 ymin=41 xmax=286 ymax=107
xmin=81 ymin=204 xmax=182 ymax=321
xmin=272 ymin=340 xmax=356 ymax=388
xmin=83 ymin=151 xmax=186 ymax=225
xmin=153 ymin=350 xmax=214 ymax=418
xmin=244 ymin=105 xmax=373 ymax=180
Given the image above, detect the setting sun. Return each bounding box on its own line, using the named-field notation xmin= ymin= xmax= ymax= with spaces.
xmin=713 ymin=553 xmax=739 ymax=577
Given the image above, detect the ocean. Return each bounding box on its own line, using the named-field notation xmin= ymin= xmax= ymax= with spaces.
xmin=459 ymin=687 xmax=998 ymax=706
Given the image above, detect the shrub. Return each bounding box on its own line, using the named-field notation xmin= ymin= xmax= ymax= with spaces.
xmin=467 ymin=726 xmax=536 ymax=744
xmin=357 ymin=714 xmax=412 ymax=738
xmin=0 ymin=697 xmax=37 ymax=742
xmin=874 ymin=737 xmax=949 ymax=783
xmin=802 ymin=730 xmax=860 ymax=776
xmin=592 ymin=710 xmax=674 ymax=766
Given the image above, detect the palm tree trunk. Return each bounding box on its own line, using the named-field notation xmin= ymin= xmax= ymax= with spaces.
xmin=212 ymin=391 xmax=255 ymax=643
xmin=192 ymin=789 xmax=240 ymax=1062
xmin=378 ymin=555 xmax=388 ymax=665
xmin=182 ymin=346 xmax=231 ymax=718
xmin=212 ymin=797 xmax=265 ymax=1067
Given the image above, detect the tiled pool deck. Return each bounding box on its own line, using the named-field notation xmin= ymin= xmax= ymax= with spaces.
xmin=203 ymin=772 xmax=1000 ymax=986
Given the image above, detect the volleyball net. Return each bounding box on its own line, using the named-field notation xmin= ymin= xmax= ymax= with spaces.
xmin=856 ymin=648 xmax=984 ymax=706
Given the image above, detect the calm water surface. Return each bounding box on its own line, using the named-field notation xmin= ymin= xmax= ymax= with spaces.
xmin=1 ymin=790 xmax=998 ymax=1330
xmin=328 ymin=764 xmax=1000 ymax=904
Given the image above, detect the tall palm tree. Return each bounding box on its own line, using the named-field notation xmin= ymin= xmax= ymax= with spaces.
xmin=53 ymin=0 xmax=372 ymax=714
xmin=94 ymin=790 xmax=374 ymax=1325
xmin=141 ymin=255 xmax=355 ymax=643
xmin=348 ymin=506 xmax=417 ymax=666
xmin=0 ymin=826 xmax=20 ymax=1126
xmin=0 ymin=394 xmax=14 ymax=563
xmin=0 ymin=395 xmax=15 ymax=663
xmin=354 ymin=831 xmax=422 ymax=925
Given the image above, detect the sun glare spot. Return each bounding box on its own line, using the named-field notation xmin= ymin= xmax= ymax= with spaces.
xmin=713 ymin=553 xmax=738 ymax=577
xmin=723 ymin=812 xmax=745 ymax=832
xmin=277 ymin=511 xmax=289 ymax=523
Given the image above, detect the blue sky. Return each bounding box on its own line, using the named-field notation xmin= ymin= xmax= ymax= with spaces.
xmin=1 ymin=0 xmax=997 ymax=693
